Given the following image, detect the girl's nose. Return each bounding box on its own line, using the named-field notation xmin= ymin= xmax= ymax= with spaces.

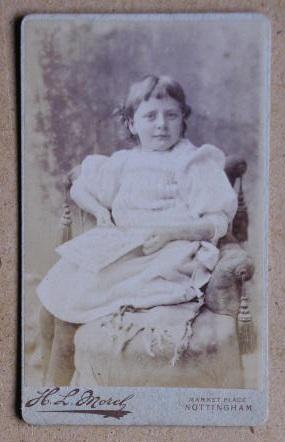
xmin=156 ymin=113 xmax=167 ymax=129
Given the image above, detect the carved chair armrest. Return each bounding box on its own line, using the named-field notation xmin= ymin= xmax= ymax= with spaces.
xmin=62 ymin=165 xmax=82 ymax=197
xmin=205 ymin=242 xmax=254 ymax=317
xmin=225 ymin=155 xmax=247 ymax=186
xmin=224 ymin=156 xmax=249 ymax=242
xmin=67 ymin=165 xmax=82 ymax=185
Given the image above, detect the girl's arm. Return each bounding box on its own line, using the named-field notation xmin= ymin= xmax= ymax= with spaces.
xmin=168 ymin=220 xmax=215 ymax=242
xmin=143 ymin=212 xmax=229 ymax=255
xmin=70 ymin=180 xmax=114 ymax=226
xmin=69 ymin=151 xmax=127 ymax=226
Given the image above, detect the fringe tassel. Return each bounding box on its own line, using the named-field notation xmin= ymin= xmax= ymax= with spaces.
xmin=171 ymin=319 xmax=193 ymax=366
xmin=143 ymin=328 xmax=156 ymax=357
xmin=237 ymin=284 xmax=257 ymax=354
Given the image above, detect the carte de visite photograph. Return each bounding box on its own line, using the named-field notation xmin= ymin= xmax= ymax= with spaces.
xmin=21 ymin=13 xmax=270 ymax=426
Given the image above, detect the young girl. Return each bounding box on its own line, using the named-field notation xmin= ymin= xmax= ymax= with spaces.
xmin=38 ymin=75 xmax=237 ymax=384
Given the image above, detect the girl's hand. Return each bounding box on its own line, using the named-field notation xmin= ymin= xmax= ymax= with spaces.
xmin=142 ymin=232 xmax=173 ymax=255
xmin=95 ymin=208 xmax=114 ymax=227
xmin=142 ymin=221 xmax=215 ymax=255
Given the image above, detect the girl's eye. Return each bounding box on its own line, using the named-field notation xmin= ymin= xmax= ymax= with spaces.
xmin=144 ymin=112 xmax=156 ymax=121
xmin=166 ymin=112 xmax=179 ymax=120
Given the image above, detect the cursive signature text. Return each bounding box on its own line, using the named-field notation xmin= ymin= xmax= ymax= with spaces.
xmin=25 ymin=388 xmax=135 ymax=411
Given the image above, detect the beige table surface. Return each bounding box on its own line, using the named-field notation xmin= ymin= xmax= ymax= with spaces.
xmin=0 ymin=0 xmax=284 ymax=440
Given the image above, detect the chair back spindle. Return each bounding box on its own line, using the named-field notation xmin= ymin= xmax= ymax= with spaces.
xmin=58 ymin=178 xmax=72 ymax=245
xmin=232 ymin=176 xmax=249 ymax=242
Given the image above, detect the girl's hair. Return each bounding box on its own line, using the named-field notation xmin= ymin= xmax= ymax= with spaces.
xmin=114 ymin=75 xmax=191 ymax=139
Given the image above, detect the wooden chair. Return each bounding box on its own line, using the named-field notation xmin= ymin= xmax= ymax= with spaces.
xmin=56 ymin=154 xmax=256 ymax=388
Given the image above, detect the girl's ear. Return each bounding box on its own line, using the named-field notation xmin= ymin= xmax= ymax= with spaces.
xmin=128 ymin=118 xmax=137 ymax=136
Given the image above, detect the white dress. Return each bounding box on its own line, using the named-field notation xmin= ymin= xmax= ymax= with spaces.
xmin=37 ymin=138 xmax=237 ymax=326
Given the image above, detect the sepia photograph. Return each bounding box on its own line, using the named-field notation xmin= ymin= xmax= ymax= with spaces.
xmin=21 ymin=13 xmax=270 ymax=425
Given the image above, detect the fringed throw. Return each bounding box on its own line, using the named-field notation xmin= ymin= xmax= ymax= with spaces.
xmin=106 ymin=304 xmax=197 ymax=365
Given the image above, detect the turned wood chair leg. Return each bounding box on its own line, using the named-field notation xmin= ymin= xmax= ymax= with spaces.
xmin=45 ymin=318 xmax=79 ymax=386
xmin=39 ymin=306 xmax=55 ymax=384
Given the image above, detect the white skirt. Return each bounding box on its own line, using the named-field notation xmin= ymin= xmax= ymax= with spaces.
xmin=37 ymin=226 xmax=219 ymax=324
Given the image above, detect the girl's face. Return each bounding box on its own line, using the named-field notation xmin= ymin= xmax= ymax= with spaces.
xmin=129 ymin=96 xmax=184 ymax=151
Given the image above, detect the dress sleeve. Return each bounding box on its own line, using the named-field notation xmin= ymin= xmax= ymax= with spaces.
xmin=182 ymin=144 xmax=238 ymax=241
xmin=70 ymin=150 xmax=127 ymax=211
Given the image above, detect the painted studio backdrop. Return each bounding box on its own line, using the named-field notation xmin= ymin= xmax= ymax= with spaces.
xmin=23 ymin=16 xmax=268 ymax=387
